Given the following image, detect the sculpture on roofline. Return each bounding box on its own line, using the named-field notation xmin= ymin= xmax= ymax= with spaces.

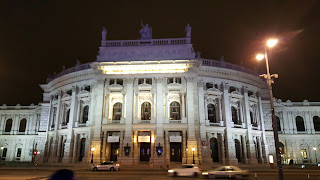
xmin=140 ymin=21 xmax=152 ymax=39
xmin=102 ymin=27 xmax=107 ymax=41
xmin=185 ymin=24 xmax=192 ymax=38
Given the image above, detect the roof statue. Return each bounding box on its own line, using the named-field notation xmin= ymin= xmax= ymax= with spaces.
xmin=185 ymin=24 xmax=192 ymax=38
xmin=140 ymin=21 xmax=152 ymax=40
xmin=76 ymin=60 xmax=81 ymax=66
xmin=102 ymin=27 xmax=107 ymax=41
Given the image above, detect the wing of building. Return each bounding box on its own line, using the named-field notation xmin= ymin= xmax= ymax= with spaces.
xmin=0 ymin=26 xmax=319 ymax=166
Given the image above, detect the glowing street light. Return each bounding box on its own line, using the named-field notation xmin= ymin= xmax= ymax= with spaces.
xmin=256 ymin=38 xmax=283 ymax=180
xmin=313 ymin=147 xmax=318 ymax=165
xmin=91 ymin=147 xmax=95 ymax=164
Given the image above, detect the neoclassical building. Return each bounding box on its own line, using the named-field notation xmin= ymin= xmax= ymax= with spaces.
xmin=0 ymin=25 xmax=319 ymax=167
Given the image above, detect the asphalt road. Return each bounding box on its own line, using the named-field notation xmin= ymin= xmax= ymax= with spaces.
xmin=0 ymin=168 xmax=319 ymax=180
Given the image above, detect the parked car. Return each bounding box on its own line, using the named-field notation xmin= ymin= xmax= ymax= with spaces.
xmin=202 ymin=166 xmax=249 ymax=179
xmin=92 ymin=161 xmax=120 ymax=171
xmin=168 ymin=164 xmax=201 ymax=177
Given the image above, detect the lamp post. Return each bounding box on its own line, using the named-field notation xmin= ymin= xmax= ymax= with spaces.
xmin=91 ymin=147 xmax=95 ymax=164
xmin=313 ymin=147 xmax=318 ymax=165
xmin=0 ymin=147 xmax=3 ymax=161
xmin=256 ymin=38 xmax=283 ymax=180
xmin=192 ymin=147 xmax=195 ymax=164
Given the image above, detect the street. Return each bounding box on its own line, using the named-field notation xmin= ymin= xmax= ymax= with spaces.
xmin=0 ymin=168 xmax=320 ymax=180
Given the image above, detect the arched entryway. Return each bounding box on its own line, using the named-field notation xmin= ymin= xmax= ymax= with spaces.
xmin=235 ymin=139 xmax=241 ymax=162
xmin=210 ymin=138 xmax=219 ymax=162
xmin=79 ymin=138 xmax=86 ymax=161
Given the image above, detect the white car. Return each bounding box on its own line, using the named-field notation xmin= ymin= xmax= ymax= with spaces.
xmin=168 ymin=164 xmax=201 ymax=177
xmin=92 ymin=161 xmax=120 ymax=171
xmin=202 ymin=166 xmax=249 ymax=179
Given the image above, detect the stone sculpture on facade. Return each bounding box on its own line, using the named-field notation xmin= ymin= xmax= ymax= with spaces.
xmin=102 ymin=27 xmax=107 ymax=41
xmin=140 ymin=22 xmax=152 ymax=39
xmin=185 ymin=24 xmax=192 ymax=38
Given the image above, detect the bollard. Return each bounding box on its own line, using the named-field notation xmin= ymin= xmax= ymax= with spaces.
xmin=255 ymin=173 xmax=258 ymax=180
xmin=308 ymin=173 xmax=310 ymax=180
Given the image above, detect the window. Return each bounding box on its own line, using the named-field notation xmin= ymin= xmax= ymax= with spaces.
xmin=141 ymin=102 xmax=151 ymax=120
xmin=167 ymin=78 xmax=174 ymax=84
xmin=19 ymin=119 xmax=27 ymax=132
xmin=17 ymin=148 xmax=22 ymax=158
xmin=207 ymin=104 xmax=216 ymax=123
xmin=170 ymin=101 xmax=181 ymax=120
xmin=113 ymin=103 xmax=122 ymax=120
xmin=65 ymin=109 xmax=70 ymax=124
xmin=248 ymin=91 xmax=254 ymax=97
xmin=296 ymin=116 xmax=305 ymax=132
xmin=175 ymin=78 xmax=181 ymax=84
xmin=231 ymin=107 xmax=239 ymax=124
xmin=206 ymin=83 xmax=213 ymax=89
xmin=2 ymin=148 xmax=7 ymax=159
xmin=5 ymin=119 xmax=12 ymax=132
xmin=229 ymin=86 xmax=236 ymax=93
xmin=279 ymin=142 xmax=285 ymax=154
xmin=301 ymin=149 xmax=308 ymax=159
xmin=138 ymin=79 xmax=144 ymax=85
xmin=146 ymin=78 xmax=152 ymax=85
xmin=250 ymin=111 xmax=256 ymax=126
xmin=276 ymin=116 xmax=281 ymax=131
xmin=117 ymin=79 xmax=123 ymax=86
xmin=313 ymin=116 xmax=320 ymax=131
xmin=110 ymin=79 xmax=115 ymax=85
xmin=82 ymin=105 xmax=89 ymax=123
xmin=66 ymin=90 xmax=72 ymax=96
xmin=84 ymin=86 xmax=91 ymax=92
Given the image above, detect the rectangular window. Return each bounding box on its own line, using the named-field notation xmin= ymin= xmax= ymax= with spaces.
xmin=206 ymin=83 xmax=213 ymax=89
xmin=17 ymin=148 xmax=22 ymax=157
xmin=175 ymin=78 xmax=181 ymax=84
xmin=167 ymin=78 xmax=174 ymax=84
xmin=301 ymin=149 xmax=308 ymax=159
xmin=117 ymin=79 xmax=123 ymax=86
xmin=2 ymin=148 xmax=7 ymax=158
xmin=138 ymin=79 xmax=144 ymax=85
xmin=145 ymin=78 xmax=152 ymax=85
xmin=109 ymin=79 xmax=115 ymax=85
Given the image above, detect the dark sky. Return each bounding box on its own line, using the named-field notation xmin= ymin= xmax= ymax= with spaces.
xmin=0 ymin=1 xmax=320 ymax=105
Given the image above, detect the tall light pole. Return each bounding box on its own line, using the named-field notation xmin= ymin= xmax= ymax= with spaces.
xmin=192 ymin=147 xmax=195 ymax=164
xmin=256 ymin=38 xmax=283 ymax=180
xmin=91 ymin=147 xmax=95 ymax=164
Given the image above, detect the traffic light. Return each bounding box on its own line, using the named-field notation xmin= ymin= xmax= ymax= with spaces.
xmin=33 ymin=151 xmax=37 ymax=155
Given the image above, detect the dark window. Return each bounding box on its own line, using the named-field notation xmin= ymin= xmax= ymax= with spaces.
xmin=176 ymin=78 xmax=181 ymax=84
xmin=113 ymin=103 xmax=122 ymax=120
xmin=207 ymin=104 xmax=216 ymax=123
xmin=19 ymin=119 xmax=27 ymax=132
xmin=2 ymin=148 xmax=7 ymax=158
xmin=250 ymin=111 xmax=257 ymax=127
xmin=167 ymin=78 xmax=174 ymax=84
xmin=248 ymin=91 xmax=254 ymax=97
xmin=146 ymin=78 xmax=152 ymax=85
xmin=231 ymin=107 xmax=239 ymax=124
xmin=214 ymin=84 xmax=218 ymax=89
xmin=170 ymin=101 xmax=181 ymax=120
xmin=117 ymin=79 xmax=123 ymax=85
xmin=206 ymin=83 xmax=213 ymax=89
xmin=229 ymin=86 xmax=236 ymax=93
xmin=17 ymin=148 xmax=22 ymax=157
xmin=276 ymin=116 xmax=281 ymax=131
xmin=84 ymin=86 xmax=90 ymax=92
xmin=67 ymin=90 xmax=72 ymax=96
xmin=138 ymin=79 xmax=144 ymax=85
xmin=82 ymin=106 xmax=89 ymax=123
xmin=66 ymin=109 xmax=70 ymax=124
xmin=141 ymin=102 xmax=151 ymax=120
xmin=313 ymin=116 xmax=320 ymax=131
xmin=5 ymin=119 xmax=12 ymax=132
xmin=296 ymin=116 xmax=305 ymax=132
xmin=110 ymin=79 xmax=115 ymax=85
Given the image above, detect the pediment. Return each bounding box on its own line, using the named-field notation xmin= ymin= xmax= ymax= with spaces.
xmin=137 ymin=83 xmax=153 ymax=91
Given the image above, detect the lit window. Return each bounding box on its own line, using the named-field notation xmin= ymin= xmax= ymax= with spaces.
xmin=301 ymin=149 xmax=308 ymax=159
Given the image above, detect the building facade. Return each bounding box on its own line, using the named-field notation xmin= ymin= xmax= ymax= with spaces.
xmin=0 ymin=25 xmax=319 ymax=166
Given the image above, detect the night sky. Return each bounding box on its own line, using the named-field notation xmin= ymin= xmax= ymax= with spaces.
xmin=0 ymin=1 xmax=320 ymax=105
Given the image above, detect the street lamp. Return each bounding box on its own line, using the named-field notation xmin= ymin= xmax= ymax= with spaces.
xmin=313 ymin=147 xmax=318 ymax=165
xmin=256 ymin=38 xmax=283 ymax=180
xmin=91 ymin=147 xmax=95 ymax=164
xmin=192 ymin=147 xmax=195 ymax=164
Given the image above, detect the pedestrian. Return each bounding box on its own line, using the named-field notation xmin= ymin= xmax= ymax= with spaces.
xmin=49 ymin=169 xmax=75 ymax=180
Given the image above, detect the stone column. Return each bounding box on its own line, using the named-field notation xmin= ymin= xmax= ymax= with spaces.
xmin=204 ymin=95 xmax=208 ymax=120
xmin=62 ymin=86 xmax=77 ymax=163
xmin=102 ymin=131 xmax=107 ymax=161
xmin=218 ymin=133 xmax=226 ymax=164
xmin=120 ymin=93 xmax=126 ymax=124
xmin=181 ymin=92 xmax=186 ymax=120
xmin=56 ymin=135 xmax=62 ymax=161
xmin=90 ymin=79 xmax=105 ymax=164
xmin=0 ymin=115 xmax=4 ymax=134
xmin=151 ymin=92 xmax=155 ymax=123
xmin=165 ymin=93 xmax=168 ymax=123
xmin=241 ymin=135 xmax=248 ymax=163
xmin=103 ymin=93 xmax=110 ymax=124
xmin=218 ymin=97 xmax=224 ymax=126
xmin=49 ymin=90 xmax=62 ymax=163
xmin=221 ymin=83 xmax=238 ymax=165
xmin=134 ymin=93 xmax=138 ymax=124
xmin=243 ymin=87 xmax=258 ymax=164
xmin=72 ymin=134 xmax=79 ymax=163
xmin=258 ymin=96 xmax=268 ymax=163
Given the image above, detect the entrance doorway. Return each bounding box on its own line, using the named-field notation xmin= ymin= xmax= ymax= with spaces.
xmin=210 ymin=138 xmax=219 ymax=162
xmin=235 ymin=139 xmax=241 ymax=162
xmin=110 ymin=142 xmax=119 ymax=161
xmin=79 ymin=138 xmax=86 ymax=161
xmin=170 ymin=142 xmax=182 ymax=162
xmin=140 ymin=143 xmax=151 ymax=162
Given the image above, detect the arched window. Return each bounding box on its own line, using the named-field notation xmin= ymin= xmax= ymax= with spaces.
xmin=234 ymin=139 xmax=241 ymax=162
xmin=112 ymin=103 xmax=122 ymax=120
xmin=19 ymin=119 xmax=27 ymax=132
xmin=5 ymin=119 xmax=12 ymax=132
xmin=141 ymin=102 xmax=151 ymax=120
xmin=208 ymin=104 xmax=216 ymax=123
xmin=296 ymin=116 xmax=305 ymax=132
xmin=231 ymin=107 xmax=239 ymax=124
xmin=210 ymin=138 xmax=219 ymax=162
xmin=279 ymin=142 xmax=285 ymax=154
xmin=82 ymin=105 xmax=89 ymax=123
xmin=170 ymin=101 xmax=181 ymax=120
xmin=276 ymin=116 xmax=281 ymax=131
xmin=313 ymin=116 xmax=320 ymax=131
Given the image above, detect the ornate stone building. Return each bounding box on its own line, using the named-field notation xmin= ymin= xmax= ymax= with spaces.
xmin=0 ymin=25 xmax=319 ymax=166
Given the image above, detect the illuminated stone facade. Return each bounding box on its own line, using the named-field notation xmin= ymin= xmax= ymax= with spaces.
xmin=0 ymin=26 xmax=320 ymax=166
